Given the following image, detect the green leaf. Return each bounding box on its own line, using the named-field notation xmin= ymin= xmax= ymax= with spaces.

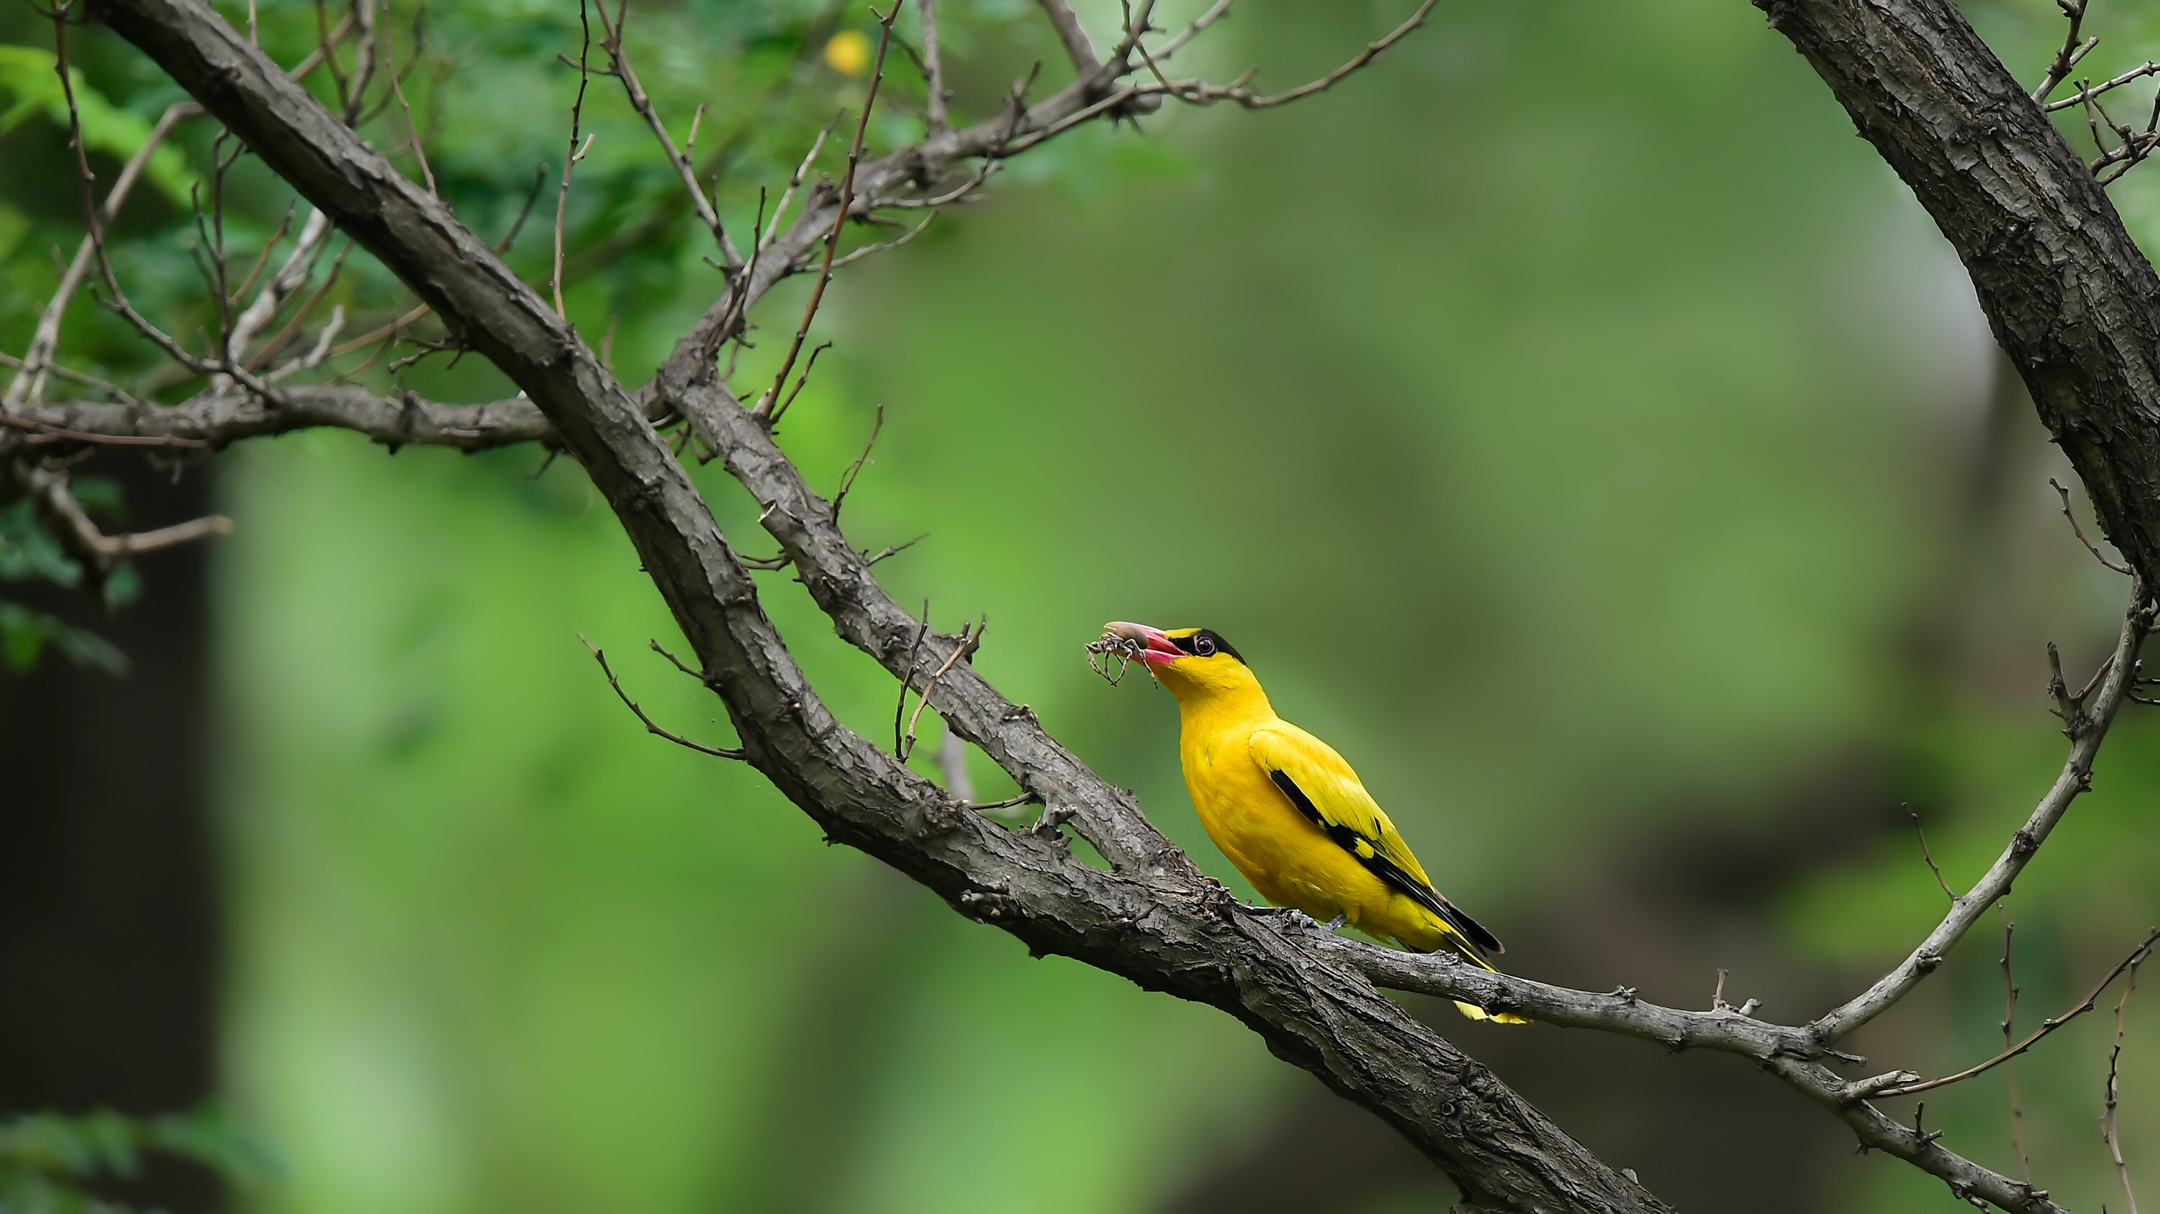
xmin=0 ymin=1107 xmax=273 ymax=1213
xmin=0 ymin=501 xmax=82 ymax=588
xmin=0 ymin=602 xmax=127 ymax=675
xmin=0 ymin=46 xmax=196 ymax=207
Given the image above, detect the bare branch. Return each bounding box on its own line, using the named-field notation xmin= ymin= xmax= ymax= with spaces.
xmin=2001 ymin=905 xmax=2031 ymax=1184
xmin=219 ymin=208 xmax=333 ymax=383
xmin=2032 ymin=0 xmax=2096 ymax=104
xmin=381 ymin=0 xmax=435 ymax=193
xmin=2106 ymin=943 xmax=2145 ymax=1214
xmin=1150 ymin=0 xmax=1231 ymax=62
xmin=919 ymin=0 xmax=948 ymax=129
xmin=824 ymin=211 xmax=935 ymax=267
xmin=1812 ymin=587 xmax=2152 ymax=1043
xmin=2053 ymin=477 xmax=2135 ymax=574
xmin=753 ymin=1 xmax=900 ymax=421
xmin=1877 ymin=927 xmax=2160 ymax=1098
xmin=553 ymin=0 xmax=595 ymax=319
xmin=762 ymin=117 xmax=835 ymax=252
xmin=0 ymin=353 xmax=140 ymax=407
xmin=10 ymin=464 xmax=232 ymax=575
xmin=1033 ymin=0 xmax=1099 ymax=76
xmin=831 ymin=403 xmax=882 ymax=520
xmin=1133 ymin=0 xmax=1435 ymax=111
xmin=2044 ymin=61 xmax=2160 ymax=114
xmin=6 ymin=2 xmax=355 ymax=408
xmin=4 ymin=102 xmax=194 ymax=409
xmin=2 ymin=385 xmax=552 ymax=455
xmin=593 ymin=0 xmax=741 ymax=265
xmin=664 ymin=3 xmax=1420 ymax=390
xmin=51 ymin=5 xmax=273 ymax=402
xmin=1910 ymin=808 xmax=1956 ymax=900
xmin=583 ymin=637 xmax=747 ymax=759
xmin=899 ymin=618 xmax=982 ymax=762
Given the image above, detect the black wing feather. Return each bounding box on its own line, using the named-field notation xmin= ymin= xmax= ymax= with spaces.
xmin=1267 ymin=768 xmax=1504 ymax=956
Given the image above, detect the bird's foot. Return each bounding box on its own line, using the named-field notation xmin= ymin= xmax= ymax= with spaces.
xmin=1248 ymin=906 xmax=1347 ymax=934
xmin=1249 ymin=905 xmax=1321 ymax=930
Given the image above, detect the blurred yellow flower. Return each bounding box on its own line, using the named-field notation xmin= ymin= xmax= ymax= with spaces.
xmin=824 ymin=29 xmax=871 ymax=78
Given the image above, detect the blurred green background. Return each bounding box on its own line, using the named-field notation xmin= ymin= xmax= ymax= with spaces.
xmin=10 ymin=0 xmax=2160 ymax=1210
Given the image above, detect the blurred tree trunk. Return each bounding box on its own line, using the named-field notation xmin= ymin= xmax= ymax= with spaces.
xmin=0 ymin=457 xmax=220 ymax=1212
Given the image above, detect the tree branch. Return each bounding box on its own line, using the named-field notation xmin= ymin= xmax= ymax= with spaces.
xmin=1756 ymin=0 xmax=2160 ymax=593
xmin=1812 ymin=587 xmax=2151 ymax=1044
xmin=658 ymin=1 xmax=1425 ymax=390
xmin=84 ymin=0 xmax=1670 ymax=1207
xmin=2 ymin=385 xmax=553 ymax=454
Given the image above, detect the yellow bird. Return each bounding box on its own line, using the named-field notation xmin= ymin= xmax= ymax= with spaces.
xmin=1104 ymin=621 xmax=1522 ymax=1023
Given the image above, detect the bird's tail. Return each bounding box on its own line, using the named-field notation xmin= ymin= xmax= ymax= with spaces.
xmin=1442 ymin=940 xmax=1528 ymax=1025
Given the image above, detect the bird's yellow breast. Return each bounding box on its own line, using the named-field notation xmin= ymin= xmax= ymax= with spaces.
xmin=1176 ymin=701 xmax=1413 ymax=941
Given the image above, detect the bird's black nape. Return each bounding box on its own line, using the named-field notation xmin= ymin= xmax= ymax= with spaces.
xmin=1172 ymin=628 xmax=1244 ymax=664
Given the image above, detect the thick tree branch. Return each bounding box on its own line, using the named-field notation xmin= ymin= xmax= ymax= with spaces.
xmin=2 ymin=386 xmax=552 ymax=454
xmin=671 ymin=351 xmax=2147 ymax=1214
xmin=1757 ymin=0 xmax=2160 ymax=592
xmin=84 ymin=0 xmax=1671 ymax=1208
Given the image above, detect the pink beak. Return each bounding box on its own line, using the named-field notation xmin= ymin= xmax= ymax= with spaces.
xmin=1106 ymin=621 xmax=1184 ymax=666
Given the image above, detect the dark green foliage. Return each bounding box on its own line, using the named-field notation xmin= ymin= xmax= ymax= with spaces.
xmin=0 ymin=1108 xmax=269 ymax=1213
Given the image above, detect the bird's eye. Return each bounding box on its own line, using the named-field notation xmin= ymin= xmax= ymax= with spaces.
xmin=1194 ymin=634 xmax=1216 ymax=656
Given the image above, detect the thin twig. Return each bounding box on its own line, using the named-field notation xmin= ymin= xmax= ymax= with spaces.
xmin=2033 ymin=0 xmax=2097 ymax=105
xmin=900 ymin=619 xmax=984 ymax=762
xmin=648 ymin=638 xmax=708 ymax=684
xmin=763 ymin=117 xmax=836 ymax=251
xmin=895 ymin=601 xmax=930 ymax=756
xmin=20 ymin=465 xmax=231 ymax=573
xmin=553 ymin=0 xmax=595 ymax=320
xmin=2045 ymin=61 xmax=2160 ymax=113
xmin=1149 ymin=0 xmax=1231 ymax=61
xmin=52 ymin=6 xmax=274 ymax=401
xmin=2054 ymin=477 xmax=2133 ymax=573
xmin=2 ymin=102 xmax=192 ymax=408
xmin=831 ymin=403 xmax=883 ymax=520
xmin=754 ymin=2 xmax=901 ymax=421
xmin=339 ymin=0 xmax=381 ymax=128
xmin=1114 ymin=0 xmax=1434 ymax=115
xmin=1910 ymin=808 xmax=1956 ymax=900
xmin=0 ymin=353 xmax=139 ymax=407
xmin=1813 ymin=586 xmax=2154 ymax=1042
xmin=593 ymin=0 xmax=740 ymax=264
xmin=226 ymin=206 xmax=295 ymax=308
xmin=1878 ymin=927 xmax=2160 ymax=1097
xmin=920 ymin=0 xmax=948 ymax=129
xmin=706 ymin=188 xmax=766 ymax=375
xmin=766 ymin=340 xmax=830 ymax=425
xmin=382 ymin=0 xmax=437 ymax=194
xmin=2106 ymin=941 xmax=2145 ymax=1214
xmin=583 ymin=636 xmax=746 ymax=759
xmin=2000 ymin=903 xmax=2030 ymax=1184
xmin=862 ymin=533 xmax=923 ymax=567
xmin=823 ymin=211 xmax=937 ymax=269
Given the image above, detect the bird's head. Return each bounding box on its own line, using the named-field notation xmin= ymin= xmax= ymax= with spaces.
xmin=1102 ymin=621 xmax=1260 ymax=704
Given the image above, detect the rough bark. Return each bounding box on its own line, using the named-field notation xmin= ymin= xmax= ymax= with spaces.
xmin=1757 ymin=0 xmax=2160 ymax=589
xmin=3 ymin=386 xmax=550 ymax=454
xmin=80 ymin=0 xmax=1673 ymax=1207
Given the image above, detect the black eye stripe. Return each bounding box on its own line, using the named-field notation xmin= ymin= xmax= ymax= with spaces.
xmin=1170 ymin=629 xmax=1245 ymax=663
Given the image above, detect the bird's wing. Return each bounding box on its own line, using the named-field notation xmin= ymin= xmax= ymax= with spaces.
xmin=1248 ymin=724 xmax=1503 ymax=956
